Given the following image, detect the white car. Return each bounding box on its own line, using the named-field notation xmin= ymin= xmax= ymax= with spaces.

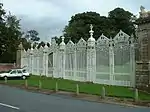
xmin=0 ymin=69 xmax=30 ymax=80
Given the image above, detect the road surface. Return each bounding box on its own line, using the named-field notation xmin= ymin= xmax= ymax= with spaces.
xmin=0 ymin=85 xmax=150 ymax=112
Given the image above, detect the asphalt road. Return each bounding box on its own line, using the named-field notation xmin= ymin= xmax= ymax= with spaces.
xmin=0 ymin=85 xmax=150 ymax=112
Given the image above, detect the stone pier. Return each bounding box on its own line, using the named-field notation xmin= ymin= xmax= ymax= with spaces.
xmin=135 ymin=6 xmax=150 ymax=92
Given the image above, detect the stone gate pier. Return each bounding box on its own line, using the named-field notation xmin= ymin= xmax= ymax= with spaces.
xmin=135 ymin=6 xmax=150 ymax=92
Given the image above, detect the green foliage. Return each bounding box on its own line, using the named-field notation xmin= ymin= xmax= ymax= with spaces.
xmin=52 ymin=36 xmax=61 ymax=44
xmin=20 ymin=37 xmax=31 ymax=51
xmin=37 ymin=41 xmax=45 ymax=49
xmin=0 ymin=4 xmax=22 ymax=63
xmin=108 ymin=8 xmax=135 ymax=37
xmin=64 ymin=12 xmax=103 ymax=43
xmin=64 ymin=8 xmax=136 ymax=43
xmin=0 ymin=3 xmax=36 ymax=62
xmin=25 ymin=30 xmax=40 ymax=42
xmin=0 ymin=3 xmax=6 ymax=57
xmin=0 ymin=3 xmax=28 ymax=63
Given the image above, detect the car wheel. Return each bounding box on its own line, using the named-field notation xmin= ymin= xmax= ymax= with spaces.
xmin=22 ymin=75 xmax=26 ymax=80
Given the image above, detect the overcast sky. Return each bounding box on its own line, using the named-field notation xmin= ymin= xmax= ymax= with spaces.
xmin=1 ymin=0 xmax=150 ymax=41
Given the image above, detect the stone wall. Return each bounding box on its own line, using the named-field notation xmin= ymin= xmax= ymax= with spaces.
xmin=136 ymin=62 xmax=149 ymax=85
xmin=136 ymin=10 xmax=150 ymax=92
xmin=0 ymin=63 xmax=15 ymax=72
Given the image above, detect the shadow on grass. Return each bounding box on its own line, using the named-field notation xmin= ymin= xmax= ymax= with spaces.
xmin=0 ymin=77 xmax=24 ymax=80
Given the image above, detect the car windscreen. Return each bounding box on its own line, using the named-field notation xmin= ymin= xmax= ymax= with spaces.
xmin=22 ymin=69 xmax=27 ymax=73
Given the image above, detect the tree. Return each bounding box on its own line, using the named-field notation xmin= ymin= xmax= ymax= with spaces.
xmin=63 ymin=8 xmax=136 ymax=43
xmin=108 ymin=8 xmax=136 ymax=37
xmin=0 ymin=3 xmax=6 ymax=57
xmin=20 ymin=37 xmax=31 ymax=51
xmin=25 ymin=30 xmax=40 ymax=42
xmin=52 ymin=36 xmax=61 ymax=44
xmin=0 ymin=3 xmax=23 ymax=63
xmin=0 ymin=13 xmax=22 ymax=63
xmin=64 ymin=12 xmax=106 ymax=43
xmin=37 ymin=41 xmax=45 ymax=49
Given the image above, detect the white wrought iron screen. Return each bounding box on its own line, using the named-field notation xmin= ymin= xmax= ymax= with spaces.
xmin=95 ymin=34 xmax=110 ymax=84
xmin=21 ymin=28 xmax=135 ymax=87
xmin=76 ymin=38 xmax=87 ymax=81
xmin=65 ymin=41 xmax=75 ymax=80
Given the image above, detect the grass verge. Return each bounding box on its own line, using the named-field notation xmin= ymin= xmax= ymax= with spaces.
xmin=0 ymin=75 xmax=150 ymax=101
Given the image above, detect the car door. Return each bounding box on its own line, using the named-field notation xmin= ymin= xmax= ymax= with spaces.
xmin=17 ymin=70 xmax=23 ymax=77
xmin=9 ymin=70 xmax=17 ymax=77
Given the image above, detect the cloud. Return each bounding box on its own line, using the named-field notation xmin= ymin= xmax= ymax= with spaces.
xmin=1 ymin=0 xmax=150 ymax=41
xmin=19 ymin=15 xmax=65 ymax=39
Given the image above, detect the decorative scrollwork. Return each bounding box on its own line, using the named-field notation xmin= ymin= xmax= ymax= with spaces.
xmin=114 ymin=30 xmax=130 ymax=44
xmin=77 ymin=38 xmax=87 ymax=47
xmin=96 ymin=34 xmax=109 ymax=46
xmin=66 ymin=40 xmax=75 ymax=52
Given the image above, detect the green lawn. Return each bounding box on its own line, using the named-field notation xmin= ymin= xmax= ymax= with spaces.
xmin=1 ymin=75 xmax=150 ymax=101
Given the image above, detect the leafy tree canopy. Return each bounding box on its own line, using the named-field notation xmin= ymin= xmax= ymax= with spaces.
xmin=0 ymin=3 xmax=22 ymax=63
xmin=63 ymin=8 xmax=136 ymax=43
xmin=25 ymin=30 xmax=40 ymax=42
xmin=0 ymin=3 xmax=32 ymax=63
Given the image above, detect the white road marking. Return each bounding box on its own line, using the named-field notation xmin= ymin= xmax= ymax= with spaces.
xmin=0 ymin=102 xmax=20 ymax=110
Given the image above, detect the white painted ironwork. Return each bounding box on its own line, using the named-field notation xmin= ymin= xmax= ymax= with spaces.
xmin=20 ymin=26 xmax=136 ymax=87
xmin=76 ymin=38 xmax=87 ymax=81
xmin=113 ymin=30 xmax=131 ymax=86
xmin=95 ymin=34 xmax=110 ymax=85
xmin=65 ymin=40 xmax=75 ymax=80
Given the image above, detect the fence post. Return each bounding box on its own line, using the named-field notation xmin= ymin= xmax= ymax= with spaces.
xmin=4 ymin=77 xmax=7 ymax=83
xmin=59 ymin=36 xmax=66 ymax=78
xmin=87 ymin=24 xmax=96 ymax=82
xmin=134 ymin=88 xmax=139 ymax=102
xmin=39 ymin=80 xmax=42 ymax=89
xmin=52 ymin=51 xmax=56 ymax=79
xmin=25 ymin=79 xmax=28 ymax=88
xmin=51 ymin=37 xmax=57 ymax=78
xmin=130 ymin=36 xmax=135 ymax=87
xmin=55 ymin=81 xmax=58 ymax=92
xmin=30 ymin=48 xmax=34 ymax=75
xmin=101 ymin=86 xmax=106 ymax=99
xmin=76 ymin=84 xmax=79 ymax=95
xmin=109 ymin=37 xmax=114 ymax=85
xmin=37 ymin=56 xmax=40 ymax=75
xmin=73 ymin=45 xmax=77 ymax=81
xmin=43 ymin=45 xmax=49 ymax=77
